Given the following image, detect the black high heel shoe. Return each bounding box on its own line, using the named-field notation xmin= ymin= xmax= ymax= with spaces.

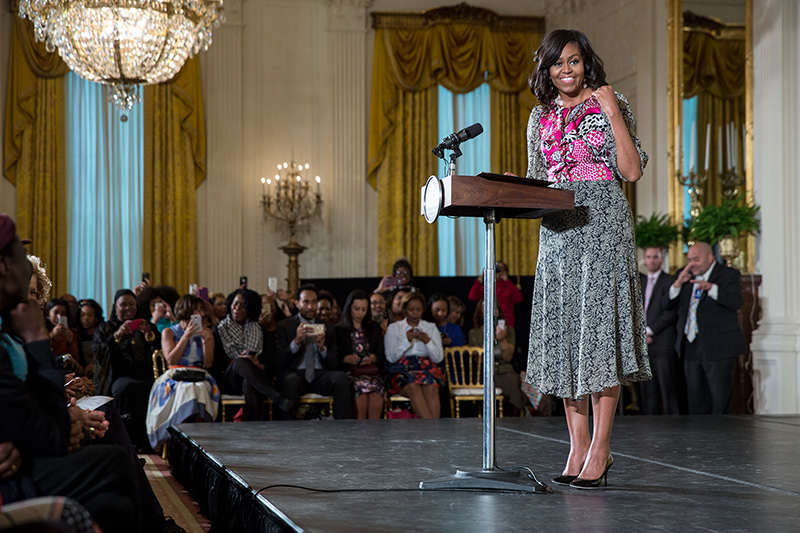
xmin=551 ymin=474 xmax=578 ymax=486
xmin=570 ymin=455 xmax=613 ymax=489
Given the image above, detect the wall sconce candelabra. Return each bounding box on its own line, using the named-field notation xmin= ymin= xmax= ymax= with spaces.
xmin=260 ymin=161 xmax=323 ymax=295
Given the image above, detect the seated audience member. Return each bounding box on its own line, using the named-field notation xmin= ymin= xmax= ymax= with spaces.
xmin=468 ymin=261 xmax=523 ymax=328
xmin=316 ymin=290 xmax=334 ymax=323
xmin=60 ymin=293 xmax=78 ymax=315
xmin=0 ymin=214 xmax=143 ymax=533
xmin=0 ymin=496 xmax=101 ymax=532
xmin=147 ymin=295 xmax=219 ymax=448
xmin=335 ymin=290 xmax=385 ymax=419
xmin=92 ymin=289 xmax=157 ymax=450
xmin=217 ymin=289 xmax=290 ymax=420
xmin=469 ymin=300 xmax=524 ymax=416
xmin=275 ymin=284 xmax=352 ymax=419
xmin=388 ymin=289 xmax=408 ymax=323
xmin=26 ymin=254 xmax=51 ymax=309
xmin=273 ymin=288 xmax=297 ymax=320
xmin=447 ymin=295 xmax=466 ymax=329
xmin=375 ymin=259 xmax=418 ymax=298
xmin=329 ymin=294 xmax=342 ymax=325
xmin=75 ymin=299 xmax=103 ymax=378
xmin=209 ymin=291 xmax=227 ymax=325
xmin=155 ymin=285 xmax=181 ymax=314
xmin=258 ymin=293 xmax=279 ymax=377
xmin=136 ymin=285 xmax=175 ymax=334
xmin=428 ymin=293 xmax=465 ymax=348
xmin=369 ymin=291 xmax=389 ymax=334
xmin=385 ymin=292 xmax=444 ymax=418
xmin=46 ymin=298 xmax=79 ymax=360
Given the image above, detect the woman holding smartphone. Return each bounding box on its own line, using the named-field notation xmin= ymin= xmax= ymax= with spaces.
xmin=93 ymin=289 xmax=157 ymax=451
xmin=146 ymin=295 xmax=219 ymax=448
xmin=336 ymin=290 xmax=386 ymax=419
xmin=384 ymin=292 xmax=444 ymax=418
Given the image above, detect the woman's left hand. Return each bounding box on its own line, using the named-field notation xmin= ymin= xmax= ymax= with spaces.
xmin=343 ymin=354 xmax=361 ymax=365
xmin=593 ymin=85 xmax=618 ymax=118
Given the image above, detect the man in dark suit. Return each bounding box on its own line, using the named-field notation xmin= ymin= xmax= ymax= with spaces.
xmin=638 ymin=247 xmax=679 ymax=415
xmin=275 ymin=284 xmax=352 ymax=419
xmin=664 ymin=242 xmax=746 ymax=414
xmin=0 ymin=214 xmax=142 ymax=532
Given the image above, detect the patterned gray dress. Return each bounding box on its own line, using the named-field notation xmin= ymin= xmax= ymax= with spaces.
xmin=524 ymin=92 xmax=651 ymax=400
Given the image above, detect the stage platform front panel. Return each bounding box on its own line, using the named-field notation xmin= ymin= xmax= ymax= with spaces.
xmin=169 ymin=416 xmax=800 ymax=532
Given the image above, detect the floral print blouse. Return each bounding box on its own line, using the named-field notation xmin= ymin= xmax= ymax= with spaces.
xmin=526 ymin=92 xmax=648 ymax=183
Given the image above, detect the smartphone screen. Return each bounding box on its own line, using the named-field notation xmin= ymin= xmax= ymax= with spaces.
xmin=239 ymin=276 xmax=248 ymax=288
xmin=58 ymin=315 xmax=68 ymax=326
xmin=189 ymin=284 xmax=199 ymax=296
xmin=385 ymin=276 xmax=402 ymax=287
xmin=498 ymin=319 xmax=506 ymax=329
xmin=268 ymin=277 xmax=278 ymax=293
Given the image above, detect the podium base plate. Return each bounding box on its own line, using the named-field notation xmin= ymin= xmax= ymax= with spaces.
xmin=419 ymin=468 xmax=550 ymax=493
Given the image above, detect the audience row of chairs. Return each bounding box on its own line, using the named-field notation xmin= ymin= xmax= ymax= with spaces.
xmin=152 ymin=346 xmax=506 ymax=421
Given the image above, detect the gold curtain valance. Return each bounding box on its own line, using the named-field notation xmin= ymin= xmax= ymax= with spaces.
xmin=368 ymin=14 xmax=540 ymax=189
xmin=683 ymin=25 xmax=745 ymax=99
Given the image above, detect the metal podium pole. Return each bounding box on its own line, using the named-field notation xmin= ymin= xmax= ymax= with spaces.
xmin=482 ymin=210 xmax=497 ymax=470
xmin=419 ymin=208 xmax=547 ymax=493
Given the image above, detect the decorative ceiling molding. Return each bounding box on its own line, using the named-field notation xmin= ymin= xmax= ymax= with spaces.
xmin=544 ymin=0 xmax=585 ymax=18
xmin=328 ymin=0 xmax=372 ymax=32
xmin=370 ymin=2 xmax=544 ymax=33
xmin=684 ymin=11 xmax=745 ymax=41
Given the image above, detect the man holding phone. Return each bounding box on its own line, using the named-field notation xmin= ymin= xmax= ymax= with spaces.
xmin=275 ymin=284 xmax=351 ymax=419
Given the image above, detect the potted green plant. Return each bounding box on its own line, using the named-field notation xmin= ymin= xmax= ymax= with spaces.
xmin=686 ymin=194 xmax=760 ymax=266
xmin=634 ymin=213 xmax=680 ymax=250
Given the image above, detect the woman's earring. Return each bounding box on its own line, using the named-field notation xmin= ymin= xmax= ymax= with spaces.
xmin=583 ymin=82 xmax=588 ymax=89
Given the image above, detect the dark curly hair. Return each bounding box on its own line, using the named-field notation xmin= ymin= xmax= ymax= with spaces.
xmin=529 ymin=29 xmax=607 ymax=108
xmin=225 ymin=288 xmax=262 ymax=323
xmin=74 ymin=299 xmax=104 ymax=336
xmin=136 ymin=285 xmax=162 ymax=321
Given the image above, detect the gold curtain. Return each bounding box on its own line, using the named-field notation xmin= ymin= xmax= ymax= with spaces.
xmin=142 ymin=57 xmax=206 ymax=292
xmin=368 ymin=16 xmax=542 ymax=275
xmin=683 ymin=29 xmax=745 ymax=206
xmin=491 ymin=89 xmax=540 ymax=275
xmin=3 ymin=17 xmax=69 ymax=295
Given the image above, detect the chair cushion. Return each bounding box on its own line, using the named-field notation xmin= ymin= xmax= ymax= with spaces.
xmin=452 ymin=388 xmax=503 ymax=397
xmin=221 ymin=394 xmax=245 ymax=401
xmin=300 ymin=393 xmax=332 ymax=400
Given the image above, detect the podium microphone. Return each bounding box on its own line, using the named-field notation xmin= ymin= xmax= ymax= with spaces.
xmin=432 ymin=123 xmax=483 ymax=158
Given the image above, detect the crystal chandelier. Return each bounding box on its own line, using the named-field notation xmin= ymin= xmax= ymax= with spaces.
xmin=17 ymin=0 xmax=224 ymax=112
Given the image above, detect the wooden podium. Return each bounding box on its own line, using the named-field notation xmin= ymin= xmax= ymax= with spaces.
xmin=419 ymin=172 xmax=574 ymax=493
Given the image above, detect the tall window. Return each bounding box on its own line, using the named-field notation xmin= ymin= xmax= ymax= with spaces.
xmin=682 ymin=96 xmax=699 ymax=226
xmin=65 ymin=73 xmax=144 ymax=311
xmin=437 ymin=83 xmax=491 ymax=276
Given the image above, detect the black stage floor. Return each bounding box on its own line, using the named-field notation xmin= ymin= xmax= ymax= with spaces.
xmin=168 ymin=416 xmax=800 ymax=532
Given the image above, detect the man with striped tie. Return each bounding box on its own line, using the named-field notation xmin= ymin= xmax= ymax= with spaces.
xmin=638 ymin=247 xmax=679 ymax=415
xmin=665 ymin=242 xmax=746 ymax=414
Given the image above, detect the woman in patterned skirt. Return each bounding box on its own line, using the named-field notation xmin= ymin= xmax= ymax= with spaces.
xmin=335 ymin=290 xmax=386 ymax=419
xmin=523 ymin=29 xmax=651 ymax=489
xmin=385 ymin=292 xmax=445 ymax=418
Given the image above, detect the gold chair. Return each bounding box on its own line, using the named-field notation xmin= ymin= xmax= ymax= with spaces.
xmin=298 ymin=393 xmax=335 ymax=417
xmin=443 ymin=346 xmax=504 ymax=418
xmin=152 ymin=349 xmax=168 ymax=378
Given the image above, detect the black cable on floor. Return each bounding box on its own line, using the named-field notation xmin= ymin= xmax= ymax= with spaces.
xmin=254 ymin=484 xmax=540 ymax=495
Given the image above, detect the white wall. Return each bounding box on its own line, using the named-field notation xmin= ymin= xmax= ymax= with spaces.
xmin=750 ymin=0 xmax=800 ymax=414
xmin=0 ymin=0 xmax=16 ymax=217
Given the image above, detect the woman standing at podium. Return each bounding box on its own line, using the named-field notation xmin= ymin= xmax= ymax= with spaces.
xmin=522 ymin=29 xmax=651 ymax=489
